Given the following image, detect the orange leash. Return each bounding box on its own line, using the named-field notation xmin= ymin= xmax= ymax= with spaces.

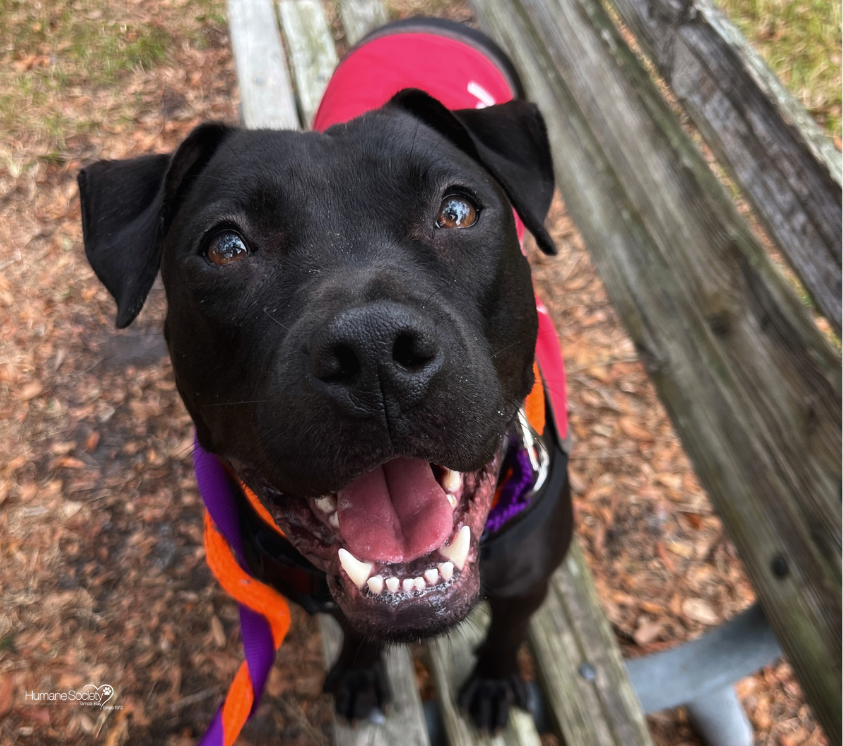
xmin=203 ymin=512 xmax=291 ymax=745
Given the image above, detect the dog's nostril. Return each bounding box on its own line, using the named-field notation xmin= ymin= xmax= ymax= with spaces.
xmin=333 ymin=345 xmax=360 ymax=379
xmin=392 ymin=333 xmax=434 ymax=370
xmin=312 ymin=343 xmax=361 ymax=382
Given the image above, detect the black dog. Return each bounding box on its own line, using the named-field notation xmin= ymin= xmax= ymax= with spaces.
xmin=78 ymin=22 xmax=573 ymax=733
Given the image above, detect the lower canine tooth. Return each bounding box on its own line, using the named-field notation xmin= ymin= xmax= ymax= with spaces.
xmin=329 ymin=512 xmax=339 ymax=528
xmin=424 ymin=568 xmax=439 ymax=585
xmin=402 ymin=578 xmax=415 ymax=593
xmin=438 ymin=561 xmax=454 ymax=581
xmin=439 ymin=525 xmax=471 ymax=570
xmin=367 ymin=576 xmax=384 ymax=595
xmin=338 ymin=548 xmax=373 ymax=589
xmin=386 ymin=577 xmax=400 ymax=593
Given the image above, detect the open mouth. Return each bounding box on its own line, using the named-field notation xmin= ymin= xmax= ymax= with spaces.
xmin=252 ymin=450 xmax=503 ymax=635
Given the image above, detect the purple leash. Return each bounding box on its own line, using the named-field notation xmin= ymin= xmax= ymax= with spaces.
xmin=194 ymin=437 xmax=277 ymax=746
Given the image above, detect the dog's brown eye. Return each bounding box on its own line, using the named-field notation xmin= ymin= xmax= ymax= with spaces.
xmin=436 ymin=196 xmax=477 ymax=229
xmin=207 ymin=231 xmax=248 ymax=266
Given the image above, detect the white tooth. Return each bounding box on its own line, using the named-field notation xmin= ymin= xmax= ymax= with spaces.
xmin=414 ymin=577 xmax=425 ymax=591
xmin=367 ymin=575 xmax=384 ymax=595
xmin=439 ymin=525 xmax=471 ymax=570
xmin=314 ymin=496 xmax=337 ymax=513
xmin=438 ymin=561 xmax=454 ymax=581
xmin=443 ymin=468 xmax=462 ymax=493
xmin=446 ymin=493 xmax=458 ymax=509
xmin=386 ymin=577 xmax=400 ymax=593
xmin=329 ymin=512 xmax=339 ymax=528
xmin=424 ymin=568 xmax=439 ymax=585
xmin=402 ymin=578 xmax=415 ymax=593
xmin=338 ymin=548 xmax=373 ymax=589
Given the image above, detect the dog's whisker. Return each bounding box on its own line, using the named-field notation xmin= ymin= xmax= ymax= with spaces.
xmin=263 ymin=307 xmax=291 ymax=330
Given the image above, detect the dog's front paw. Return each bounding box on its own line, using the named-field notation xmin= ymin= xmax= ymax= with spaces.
xmin=323 ymin=657 xmax=391 ymax=723
xmin=458 ymin=669 xmax=531 ymax=734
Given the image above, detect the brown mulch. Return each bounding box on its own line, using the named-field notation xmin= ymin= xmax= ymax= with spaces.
xmin=0 ymin=0 xmax=828 ymax=744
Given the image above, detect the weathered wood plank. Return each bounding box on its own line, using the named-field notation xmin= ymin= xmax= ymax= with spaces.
xmin=604 ymin=0 xmax=842 ymax=333
xmin=338 ymin=0 xmax=388 ymax=46
xmin=428 ymin=604 xmax=543 ymax=746
xmin=227 ymin=0 xmax=300 ymax=129
xmin=529 ymin=543 xmax=653 ymax=746
xmin=279 ymin=0 xmax=339 ymax=127
xmin=469 ymin=0 xmax=842 ymax=739
xmin=320 ymin=615 xmax=431 ymax=746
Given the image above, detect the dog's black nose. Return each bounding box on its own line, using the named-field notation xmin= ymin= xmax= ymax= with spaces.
xmin=309 ymin=302 xmax=443 ymax=410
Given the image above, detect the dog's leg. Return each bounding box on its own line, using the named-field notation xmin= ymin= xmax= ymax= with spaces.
xmin=323 ymin=613 xmax=391 ymax=722
xmin=458 ymin=580 xmax=548 ymax=733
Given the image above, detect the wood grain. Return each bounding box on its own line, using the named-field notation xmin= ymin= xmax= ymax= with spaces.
xmin=605 ymin=0 xmax=842 ymax=332
xmin=278 ymin=0 xmax=339 ymax=127
xmin=469 ymin=0 xmax=842 ymax=738
xmin=227 ymin=0 xmax=300 ymax=129
xmin=529 ymin=543 xmax=654 ymax=746
xmin=428 ymin=604 xmax=543 ymax=746
xmin=338 ymin=0 xmax=389 ymax=46
xmin=320 ymin=616 xmax=431 ymax=746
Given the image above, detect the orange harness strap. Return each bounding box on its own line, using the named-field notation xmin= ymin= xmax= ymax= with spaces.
xmin=203 ymin=512 xmax=291 ymax=745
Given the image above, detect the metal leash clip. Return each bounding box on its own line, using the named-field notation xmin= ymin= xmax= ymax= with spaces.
xmin=517 ymin=407 xmax=549 ymax=495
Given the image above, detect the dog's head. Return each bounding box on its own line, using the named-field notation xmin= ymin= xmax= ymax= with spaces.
xmin=78 ymin=90 xmax=555 ymax=640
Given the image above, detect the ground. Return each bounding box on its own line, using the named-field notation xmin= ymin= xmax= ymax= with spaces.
xmin=0 ymin=0 xmax=836 ymax=744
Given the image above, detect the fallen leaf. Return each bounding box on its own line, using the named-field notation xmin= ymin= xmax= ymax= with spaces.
xmin=55 ymin=456 xmax=86 ymax=470
xmin=666 ymin=540 xmax=693 ymax=558
xmin=19 ymin=482 xmax=37 ymax=501
xmin=5 ymin=455 xmax=27 ymax=473
xmin=656 ymin=472 xmax=683 ymax=490
xmin=62 ymin=501 xmax=83 ymax=519
xmin=695 ymin=535 xmax=717 ymax=559
xmin=169 ymin=436 xmax=194 ymax=460
xmin=17 ymin=382 xmax=43 ymax=401
xmin=568 ymin=468 xmax=588 ymax=495
xmin=640 ymin=600 xmax=666 ymax=615
xmin=656 ymin=540 xmax=674 ymax=570
xmin=85 ymin=431 xmax=100 ymax=452
xmin=78 ymin=712 xmax=94 ymax=733
xmin=609 ymin=590 xmax=636 ymax=606
xmin=683 ymin=512 xmax=703 ymax=530
xmin=633 ymin=619 xmax=663 ymax=646
xmin=211 ymin=616 xmax=225 ymax=648
xmin=779 ymin=727 xmax=809 ymax=746
xmin=0 ymin=677 xmax=13 ymax=720
xmin=619 ymin=417 xmax=654 ymax=441
xmin=682 ymin=598 xmax=718 ymax=625
xmin=50 ymin=441 xmax=76 ymax=455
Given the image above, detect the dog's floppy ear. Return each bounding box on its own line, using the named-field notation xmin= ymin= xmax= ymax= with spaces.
xmin=390 ymin=89 xmax=557 ymax=255
xmin=78 ymin=122 xmax=234 ymax=328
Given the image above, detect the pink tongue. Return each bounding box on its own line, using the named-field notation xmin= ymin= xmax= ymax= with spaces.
xmin=336 ymin=458 xmax=454 ymax=563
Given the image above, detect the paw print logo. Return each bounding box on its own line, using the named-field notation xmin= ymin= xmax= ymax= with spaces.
xmin=81 ymin=683 xmax=115 ymax=706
